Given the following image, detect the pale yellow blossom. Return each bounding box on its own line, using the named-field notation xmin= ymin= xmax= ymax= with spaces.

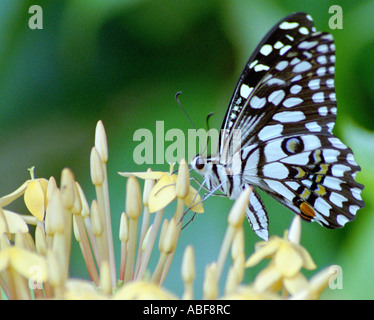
xmin=246 ymin=215 xmax=317 ymax=295
xmin=113 ymin=280 xmax=178 ymax=300
xmin=24 ymin=179 xmax=48 ymax=221
xmin=119 ymin=163 xmax=203 ymax=213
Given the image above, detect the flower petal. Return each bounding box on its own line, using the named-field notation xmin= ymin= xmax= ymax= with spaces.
xmin=24 ymin=180 xmax=47 ymax=221
xmin=245 ymin=240 xmax=280 ymax=268
xmin=118 ymin=171 xmax=165 ymax=180
xmin=184 ymin=186 xmax=204 ymax=213
xmin=65 ymin=279 xmax=108 ymax=300
xmin=2 ymin=210 xmax=29 ymax=234
xmin=0 ymin=180 xmax=30 ymax=207
xmin=254 ymin=265 xmax=282 ymax=292
xmin=305 ymin=266 xmax=331 ymax=298
xmin=274 ymin=244 xmax=303 ymax=277
xmin=223 ymin=284 xmax=281 ymax=300
xmin=283 ymin=272 xmax=308 ymax=295
xmin=290 ymin=267 xmax=332 ymax=300
xmin=0 ymin=249 xmax=10 ymax=272
xmin=297 ymin=246 xmax=317 ymax=270
xmin=287 ymin=215 xmax=301 ymax=244
xmin=113 ymin=280 xmax=178 ymax=300
xmin=148 ymin=176 xmax=176 ymax=213
xmin=9 ymin=247 xmax=48 ymax=282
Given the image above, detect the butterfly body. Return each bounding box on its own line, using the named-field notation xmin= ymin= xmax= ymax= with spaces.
xmin=191 ymin=12 xmax=365 ymax=240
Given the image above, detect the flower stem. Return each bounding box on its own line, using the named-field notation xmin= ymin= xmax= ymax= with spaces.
xmin=136 ymin=209 xmax=164 ymax=280
xmin=100 ymin=162 xmax=117 ymax=288
xmin=159 ymin=198 xmax=184 ymax=285
xmin=75 ymin=215 xmax=100 ymax=286
xmin=123 ymin=217 xmax=138 ymax=282
xmin=134 ymin=206 xmax=150 ymax=277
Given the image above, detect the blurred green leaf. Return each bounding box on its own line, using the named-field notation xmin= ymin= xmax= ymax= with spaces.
xmin=1 ymin=0 xmax=374 ymax=299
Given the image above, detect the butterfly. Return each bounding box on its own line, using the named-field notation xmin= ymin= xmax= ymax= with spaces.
xmin=191 ymin=12 xmax=365 ymax=240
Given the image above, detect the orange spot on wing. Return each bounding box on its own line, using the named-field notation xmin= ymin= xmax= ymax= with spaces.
xmin=300 ymin=202 xmax=315 ymax=221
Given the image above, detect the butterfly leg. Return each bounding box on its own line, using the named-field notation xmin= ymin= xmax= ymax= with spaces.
xmin=181 ymin=180 xmax=226 ymax=229
xmin=190 ymin=177 xmax=226 ymax=197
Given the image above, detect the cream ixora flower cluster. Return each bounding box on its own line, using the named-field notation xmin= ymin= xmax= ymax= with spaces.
xmin=0 ymin=121 xmax=335 ymax=299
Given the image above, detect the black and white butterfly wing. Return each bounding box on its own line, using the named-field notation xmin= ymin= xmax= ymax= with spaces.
xmin=219 ymin=12 xmax=317 ymax=153
xmin=219 ymin=12 xmax=364 ymax=236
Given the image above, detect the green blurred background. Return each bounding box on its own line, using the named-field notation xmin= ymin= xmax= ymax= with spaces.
xmin=1 ymin=0 xmax=373 ymax=299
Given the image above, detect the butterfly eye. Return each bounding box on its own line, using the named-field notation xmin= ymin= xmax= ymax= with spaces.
xmin=194 ymin=156 xmax=205 ymax=170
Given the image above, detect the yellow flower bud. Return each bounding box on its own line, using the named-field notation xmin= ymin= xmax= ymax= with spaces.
xmin=119 ymin=212 xmax=129 ymax=243
xmin=100 ymin=261 xmax=112 ymax=295
xmin=161 ymin=218 xmax=177 ymax=254
xmin=90 ymin=147 xmax=105 ymax=186
xmin=90 ymin=200 xmax=103 ymax=236
xmin=60 ymin=168 xmax=76 ymax=210
xmin=126 ymin=176 xmax=141 ymax=220
xmin=227 ymin=187 xmax=252 ymax=228
xmin=288 ymin=215 xmax=301 ymax=244
xmin=35 ymin=225 xmax=47 ymax=255
xmin=142 ymin=225 xmax=152 ymax=252
xmin=176 ymin=159 xmax=189 ymax=199
xmin=231 ymin=226 xmax=245 ymax=261
xmin=203 ymin=263 xmax=218 ymax=300
xmin=72 ymin=216 xmax=81 ymax=242
xmin=158 ymin=219 xmax=169 ymax=252
xmin=95 ymin=120 xmax=108 ymax=163
xmin=46 ymin=250 xmax=63 ymax=288
xmin=46 ymin=176 xmax=57 ymax=205
xmin=143 ymin=169 xmax=155 ymax=207
xmin=45 ymin=188 xmax=66 ymax=235
xmin=75 ymin=182 xmax=90 ymax=218
xmin=181 ymin=245 xmax=195 ymax=284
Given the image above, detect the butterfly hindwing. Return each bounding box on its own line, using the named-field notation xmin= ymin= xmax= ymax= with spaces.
xmin=246 ymin=187 xmax=269 ymax=240
xmin=248 ymin=134 xmax=364 ymax=228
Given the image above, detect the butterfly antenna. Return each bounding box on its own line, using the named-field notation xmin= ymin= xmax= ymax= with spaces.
xmin=202 ymin=112 xmax=214 ymax=156
xmin=175 ymin=92 xmax=196 ymax=130
xmin=175 ymin=91 xmax=202 ymax=154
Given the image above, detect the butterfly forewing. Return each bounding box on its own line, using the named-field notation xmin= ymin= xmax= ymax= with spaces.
xmin=194 ymin=12 xmax=364 ymax=240
xmin=220 ymin=13 xmax=316 ymax=146
xmin=242 ymin=32 xmax=337 ymax=144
